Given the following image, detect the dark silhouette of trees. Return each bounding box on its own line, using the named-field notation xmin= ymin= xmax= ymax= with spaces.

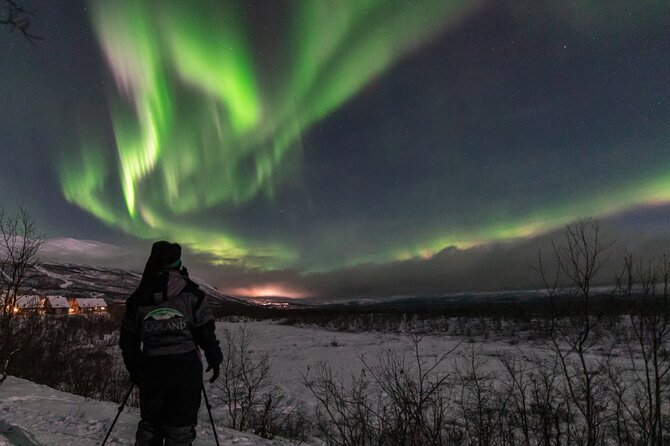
xmin=0 ymin=206 xmax=45 ymax=385
xmin=1 ymin=0 xmax=40 ymax=43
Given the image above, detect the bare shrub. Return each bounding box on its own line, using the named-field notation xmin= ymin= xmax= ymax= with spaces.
xmin=304 ymin=333 xmax=460 ymax=446
xmin=302 ymin=361 xmax=377 ymax=445
xmin=249 ymin=387 xmax=309 ymax=441
xmin=6 ymin=313 xmax=136 ymax=405
xmin=538 ymin=219 xmax=612 ymax=446
xmin=0 ymin=207 xmax=45 ymax=385
xmin=608 ymin=253 xmax=670 ymax=445
xmin=455 ymin=347 xmax=511 ymax=445
xmin=498 ymin=352 xmax=569 ymax=446
xmin=214 ymin=325 xmax=306 ymax=440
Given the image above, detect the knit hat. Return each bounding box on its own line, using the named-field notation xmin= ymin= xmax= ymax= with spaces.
xmin=138 ymin=241 xmax=182 ymax=291
xmin=147 ymin=240 xmax=181 ymax=269
xmin=135 ymin=240 xmax=186 ymax=296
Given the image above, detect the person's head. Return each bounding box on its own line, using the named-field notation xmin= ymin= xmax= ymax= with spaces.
xmin=147 ymin=240 xmax=182 ymax=271
xmin=139 ymin=241 xmax=184 ymax=290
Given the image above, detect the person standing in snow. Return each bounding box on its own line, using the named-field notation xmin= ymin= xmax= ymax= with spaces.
xmin=120 ymin=241 xmax=223 ymax=446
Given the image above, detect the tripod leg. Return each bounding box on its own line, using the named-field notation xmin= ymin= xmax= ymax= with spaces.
xmin=201 ymin=382 xmax=220 ymax=446
xmin=101 ymin=383 xmax=134 ymax=446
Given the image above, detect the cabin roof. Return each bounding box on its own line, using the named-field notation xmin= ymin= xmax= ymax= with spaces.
xmin=15 ymin=295 xmax=42 ymax=308
xmin=46 ymin=296 xmax=70 ymax=308
xmin=76 ymin=298 xmax=107 ymax=308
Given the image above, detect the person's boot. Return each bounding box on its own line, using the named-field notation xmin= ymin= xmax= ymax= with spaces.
xmin=163 ymin=425 xmax=195 ymax=446
xmin=135 ymin=420 xmax=164 ymax=446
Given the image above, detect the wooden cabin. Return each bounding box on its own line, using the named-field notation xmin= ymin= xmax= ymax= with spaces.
xmin=70 ymin=297 xmax=107 ymax=314
xmin=44 ymin=296 xmax=71 ymax=315
xmin=14 ymin=295 xmax=44 ymax=315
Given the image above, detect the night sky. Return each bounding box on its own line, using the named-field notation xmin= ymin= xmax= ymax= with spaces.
xmin=2 ymin=0 xmax=670 ymax=298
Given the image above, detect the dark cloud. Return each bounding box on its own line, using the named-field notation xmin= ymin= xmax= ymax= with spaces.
xmin=192 ymin=206 xmax=670 ymax=299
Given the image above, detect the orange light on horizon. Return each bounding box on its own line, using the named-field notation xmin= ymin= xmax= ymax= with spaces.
xmin=227 ymin=284 xmax=307 ymax=299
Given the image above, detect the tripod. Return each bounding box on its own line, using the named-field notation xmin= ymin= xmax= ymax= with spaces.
xmin=101 ymin=383 xmax=134 ymax=446
xmin=201 ymin=382 xmax=220 ymax=446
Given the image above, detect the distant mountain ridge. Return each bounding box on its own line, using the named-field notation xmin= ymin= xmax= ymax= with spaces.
xmin=22 ymin=263 xmax=625 ymax=315
xmin=24 ymin=262 xmax=252 ymax=310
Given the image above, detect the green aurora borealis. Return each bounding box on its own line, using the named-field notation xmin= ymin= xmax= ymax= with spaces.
xmin=3 ymin=0 xmax=670 ymax=295
xmin=60 ymin=0 xmax=480 ymax=266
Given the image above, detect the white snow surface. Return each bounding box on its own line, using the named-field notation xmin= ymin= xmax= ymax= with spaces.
xmin=212 ymin=321 xmax=521 ymax=409
xmin=0 ymin=320 xmax=529 ymax=445
xmin=33 ymin=265 xmax=73 ymax=289
xmin=77 ymin=298 xmax=108 ymax=308
xmin=0 ymin=376 xmax=283 ymax=445
xmin=15 ymin=296 xmax=41 ymax=309
xmin=45 ymin=296 xmax=70 ymax=309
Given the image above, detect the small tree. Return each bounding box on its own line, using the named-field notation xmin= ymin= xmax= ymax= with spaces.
xmin=0 ymin=206 xmax=45 ymax=385
xmin=612 ymin=254 xmax=670 ymax=445
xmin=215 ymin=326 xmax=271 ymax=431
xmin=213 ymin=325 xmax=305 ymax=439
xmin=455 ymin=348 xmax=495 ymax=445
xmin=304 ymin=333 xmax=460 ymax=446
xmin=538 ymin=219 xmax=611 ymax=446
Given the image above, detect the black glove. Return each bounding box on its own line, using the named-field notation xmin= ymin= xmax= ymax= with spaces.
xmin=205 ymin=347 xmax=223 ymax=383
xmin=205 ymin=364 xmax=220 ymax=383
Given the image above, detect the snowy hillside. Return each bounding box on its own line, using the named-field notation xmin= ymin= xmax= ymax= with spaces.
xmin=26 ymin=262 xmax=252 ymax=309
xmin=0 ymin=376 xmax=284 ymax=445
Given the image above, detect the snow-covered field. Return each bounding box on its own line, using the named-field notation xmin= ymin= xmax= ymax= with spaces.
xmin=0 ymin=320 xmax=539 ymax=445
xmin=213 ymin=320 xmax=478 ymax=402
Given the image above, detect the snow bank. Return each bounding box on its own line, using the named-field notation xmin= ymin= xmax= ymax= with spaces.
xmin=0 ymin=376 xmax=279 ymax=445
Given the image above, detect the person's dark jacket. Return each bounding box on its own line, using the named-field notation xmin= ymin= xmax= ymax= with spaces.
xmin=119 ymin=268 xmax=222 ymax=382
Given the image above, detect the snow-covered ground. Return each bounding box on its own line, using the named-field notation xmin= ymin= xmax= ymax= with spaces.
xmin=33 ymin=265 xmax=73 ymax=290
xmin=0 ymin=320 xmax=540 ymax=445
xmin=211 ymin=320 xmax=525 ymax=407
xmin=0 ymin=377 xmax=286 ymax=445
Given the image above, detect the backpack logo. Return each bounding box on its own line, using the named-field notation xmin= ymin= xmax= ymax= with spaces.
xmin=143 ymin=308 xmax=187 ymax=332
xmin=144 ymin=308 xmax=184 ymax=321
